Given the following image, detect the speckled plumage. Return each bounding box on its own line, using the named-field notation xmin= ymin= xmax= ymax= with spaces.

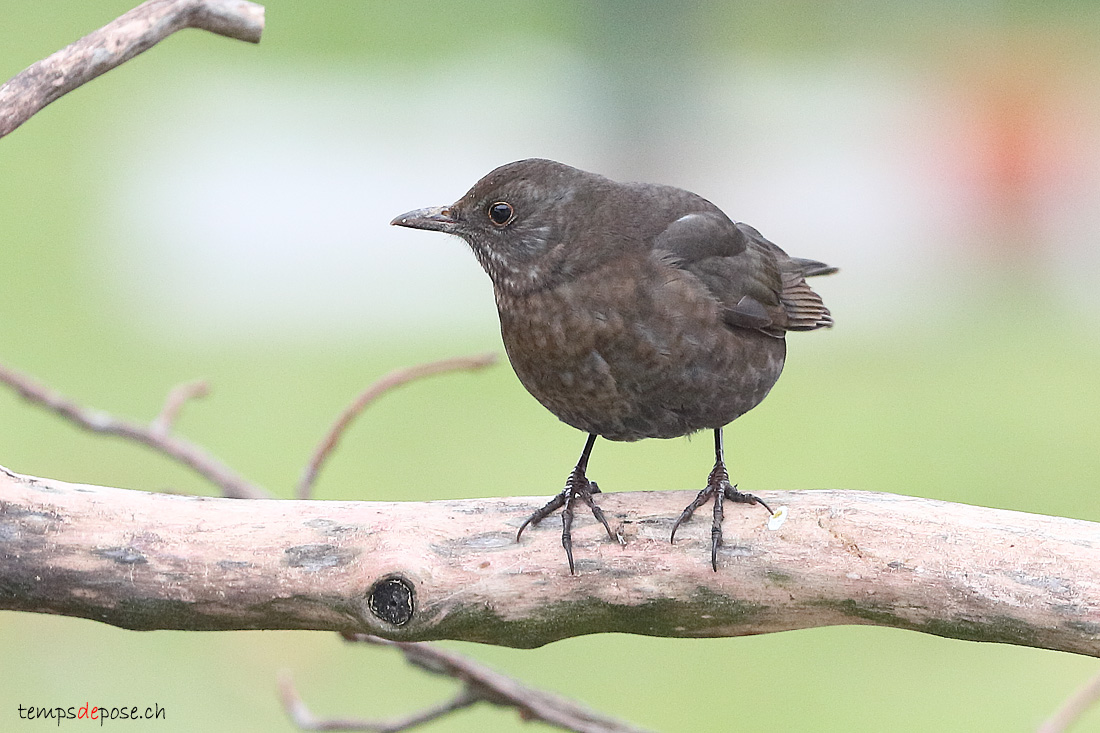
xmin=496 ymin=254 xmax=787 ymax=442
xmin=392 ymin=159 xmax=835 ymax=572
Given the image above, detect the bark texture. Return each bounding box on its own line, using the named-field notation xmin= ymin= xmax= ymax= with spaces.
xmin=2 ymin=465 xmax=1098 ymax=653
xmin=0 ymin=0 xmax=264 ymax=138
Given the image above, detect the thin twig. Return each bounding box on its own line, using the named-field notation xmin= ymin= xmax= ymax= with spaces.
xmin=340 ymin=635 xmax=653 ymax=733
xmin=279 ymin=671 xmax=479 ymax=732
xmin=0 ymin=362 xmax=268 ymax=499
xmin=151 ymin=379 xmax=209 ymax=435
xmin=275 ymin=634 xmax=653 ymax=733
xmin=0 ymin=0 xmax=265 ymax=139
xmin=1038 ymin=668 xmax=1100 ymax=733
xmin=296 ymin=353 xmax=497 ymax=499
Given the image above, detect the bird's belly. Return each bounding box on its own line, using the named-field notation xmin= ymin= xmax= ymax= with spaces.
xmin=497 ymin=279 xmax=786 ymax=442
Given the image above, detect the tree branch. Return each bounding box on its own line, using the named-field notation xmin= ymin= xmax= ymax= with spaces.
xmin=276 ymin=635 xmax=653 ymax=733
xmin=150 ymin=379 xmax=209 ymax=436
xmin=1039 ymin=668 xmax=1100 ymax=733
xmin=297 ymin=353 xmax=497 ymax=499
xmin=279 ymin=670 xmax=480 ymax=732
xmin=2 ymin=464 xmax=1097 ymax=654
xmin=0 ymin=363 xmax=269 ymax=499
xmin=0 ymin=0 xmax=265 ymax=139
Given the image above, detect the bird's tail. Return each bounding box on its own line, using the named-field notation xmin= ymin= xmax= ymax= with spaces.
xmin=780 ymin=258 xmax=836 ymax=331
xmin=789 ymin=257 xmax=839 ymax=278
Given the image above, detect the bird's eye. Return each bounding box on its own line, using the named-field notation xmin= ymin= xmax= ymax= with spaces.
xmin=487 ymin=201 xmax=515 ymax=227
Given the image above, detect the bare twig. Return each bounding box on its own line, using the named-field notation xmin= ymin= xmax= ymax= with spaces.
xmin=279 ymin=671 xmax=479 ymax=732
xmin=0 ymin=0 xmax=265 ymax=139
xmin=0 ymin=363 xmax=268 ymax=499
xmin=296 ymin=353 xmax=497 ymax=499
xmin=1038 ymin=668 xmax=1100 ymax=733
xmin=277 ymin=636 xmax=651 ymax=733
xmin=151 ymin=379 xmax=209 ymax=435
xmin=338 ymin=635 xmax=653 ymax=733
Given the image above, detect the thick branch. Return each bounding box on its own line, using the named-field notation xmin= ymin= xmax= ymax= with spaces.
xmin=2 ymin=465 xmax=1097 ymax=654
xmin=0 ymin=0 xmax=265 ymax=139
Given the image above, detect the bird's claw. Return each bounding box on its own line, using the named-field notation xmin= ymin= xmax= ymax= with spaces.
xmin=670 ymin=470 xmax=771 ymax=571
xmin=517 ymin=471 xmax=614 ymax=574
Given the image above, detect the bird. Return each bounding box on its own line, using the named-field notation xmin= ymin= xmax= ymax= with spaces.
xmin=391 ymin=159 xmax=835 ymax=573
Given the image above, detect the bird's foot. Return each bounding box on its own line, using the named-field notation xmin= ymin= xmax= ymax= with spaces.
xmin=670 ymin=463 xmax=772 ymax=571
xmin=516 ymin=468 xmax=615 ymax=574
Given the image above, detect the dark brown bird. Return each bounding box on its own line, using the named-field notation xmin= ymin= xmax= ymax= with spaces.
xmin=392 ymin=159 xmax=835 ymax=572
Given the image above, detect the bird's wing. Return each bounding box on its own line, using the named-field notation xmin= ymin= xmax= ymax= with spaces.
xmin=653 ymin=213 xmax=833 ymax=338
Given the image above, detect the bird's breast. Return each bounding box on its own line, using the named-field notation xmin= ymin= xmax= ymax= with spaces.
xmin=494 ymin=256 xmax=786 ymax=441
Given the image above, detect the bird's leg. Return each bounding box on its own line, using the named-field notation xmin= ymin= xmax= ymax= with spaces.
xmin=670 ymin=428 xmax=773 ymax=571
xmin=516 ymin=433 xmax=614 ymax=574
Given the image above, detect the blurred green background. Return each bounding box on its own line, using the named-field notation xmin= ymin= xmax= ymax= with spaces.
xmin=3 ymin=1 xmax=1100 ymax=731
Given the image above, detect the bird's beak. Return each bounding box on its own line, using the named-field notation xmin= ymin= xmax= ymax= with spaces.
xmin=390 ymin=206 xmax=458 ymax=233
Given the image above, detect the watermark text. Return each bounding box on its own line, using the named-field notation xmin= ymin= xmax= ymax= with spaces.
xmin=17 ymin=702 xmax=166 ymax=726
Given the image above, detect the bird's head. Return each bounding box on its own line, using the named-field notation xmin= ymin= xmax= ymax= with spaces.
xmin=392 ymin=159 xmax=612 ymax=295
